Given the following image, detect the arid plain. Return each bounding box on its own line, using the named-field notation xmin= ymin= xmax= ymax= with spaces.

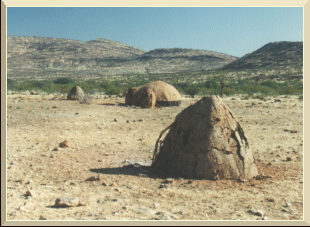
xmin=6 ymin=93 xmax=303 ymax=220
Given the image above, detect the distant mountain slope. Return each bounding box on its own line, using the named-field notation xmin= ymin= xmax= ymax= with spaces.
xmin=7 ymin=36 xmax=238 ymax=78
xmin=222 ymin=41 xmax=303 ymax=71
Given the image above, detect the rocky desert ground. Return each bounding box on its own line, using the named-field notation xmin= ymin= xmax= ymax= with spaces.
xmin=6 ymin=93 xmax=303 ymax=221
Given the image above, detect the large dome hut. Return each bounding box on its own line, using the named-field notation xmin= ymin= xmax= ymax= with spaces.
xmin=125 ymin=81 xmax=182 ymax=108
xmin=151 ymin=96 xmax=258 ymax=180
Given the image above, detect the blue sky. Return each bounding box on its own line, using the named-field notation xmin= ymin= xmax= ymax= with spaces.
xmin=7 ymin=7 xmax=303 ymax=57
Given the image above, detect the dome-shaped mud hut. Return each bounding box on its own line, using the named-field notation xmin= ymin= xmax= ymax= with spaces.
xmin=67 ymin=86 xmax=85 ymax=101
xmin=125 ymin=81 xmax=182 ymax=108
xmin=151 ymin=96 xmax=258 ymax=180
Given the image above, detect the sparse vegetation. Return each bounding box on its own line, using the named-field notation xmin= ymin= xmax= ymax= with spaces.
xmin=7 ymin=70 xmax=303 ymax=98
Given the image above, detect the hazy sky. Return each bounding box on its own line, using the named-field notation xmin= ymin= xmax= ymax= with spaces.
xmin=7 ymin=7 xmax=303 ymax=57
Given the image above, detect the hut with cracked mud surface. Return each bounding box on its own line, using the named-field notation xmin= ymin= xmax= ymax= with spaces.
xmin=125 ymin=81 xmax=182 ymax=108
xmin=151 ymin=96 xmax=259 ymax=180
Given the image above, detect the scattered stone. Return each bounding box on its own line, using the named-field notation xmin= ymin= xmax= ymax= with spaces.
xmin=126 ymin=120 xmax=130 ymax=123
xmin=114 ymin=188 xmax=121 ymax=192
xmin=284 ymin=129 xmax=298 ymax=133
xmin=102 ymin=182 xmax=108 ymax=186
xmin=154 ymin=203 xmax=160 ymax=209
xmin=274 ymin=99 xmax=281 ymax=102
xmin=112 ymin=211 xmax=118 ymax=216
xmin=281 ymin=209 xmax=288 ymax=213
xmin=262 ymin=128 xmax=269 ymax=130
xmin=54 ymin=197 xmax=84 ymax=207
xmin=178 ymin=211 xmax=184 ymax=215
xmin=286 ymin=157 xmax=292 ymax=162
xmin=249 ymin=209 xmax=264 ymax=217
xmin=18 ymin=206 xmax=25 ymax=210
xmin=138 ymin=119 xmax=144 ymax=122
xmin=238 ymin=179 xmax=247 ymax=183
xmin=262 ymin=216 xmax=269 ymax=220
xmin=268 ymin=198 xmax=275 ymax=202
xmin=155 ymin=211 xmax=173 ymax=220
xmin=109 ymin=183 xmax=116 ymax=187
xmin=132 ymin=119 xmax=136 ymax=122
xmin=277 ymin=154 xmax=282 ymax=157
xmin=159 ymin=183 xmax=168 ymax=189
xmin=39 ymin=215 xmax=46 ymax=220
xmin=273 ymin=159 xmax=278 ymax=162
xmin=122 ymin=206 xmax=128 ymax=210
xmin=285 ymin=203 xmax=292 ymax=207
xmin=53 ymin=147 xmax=59 ymax=151
xmin=25 ymin=189 xmax=36 ymax=198
xmin=85 ymin=176 xmax=100 ymax=181
xmin=162 ymin=178 xmax=174 ymax=184
xmin=114 ymin=119 xmax=118 ymax=122
xmin=52 ymin=106 xmax=57 ymax=108
xmin=138 ymin=173 xmax=147 ymax=177
xmin=59 ymin=140 xmax=70 ymax=148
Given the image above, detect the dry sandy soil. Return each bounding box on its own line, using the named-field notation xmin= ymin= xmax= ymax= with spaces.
xmin=6 ymin=93 xmax=303 ymax=221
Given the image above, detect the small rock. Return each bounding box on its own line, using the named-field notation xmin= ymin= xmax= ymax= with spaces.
xmin=162 ymin=178 xmax=174 ymax=184
xmin=262 ymin=216 xmax=269 ymax=220
xmin=52 ymin=147 xmax=59 ymax=151
xmin=54 ymin=197 xmax=80 ymax=207
xmin=102 ymin=182 xmax=108 ymax=186
xmin=114 ymin=119 xmax=118 ymax=122
xmin=25 ymin=190 xmax=36 ymax=198
xmin=277 ymin=154 xmax=282 ymax=157
xmin=138 ymin=173 xmax=147 ymax=177
xmin=285 ymin=203 xmax=292 ymax=207
xmin=114 ymin=188 xmax=121 ymax=192
xmin=274 ymin=99 xmax=281 ymax=102
xmin=138 ymin=119 xmax=144 ymax=122
xmin=281 ymin=209 xmax=288 ymax=213
xmin=109 ymin=183 xmax=116 ymax=187
xmin=153 ymin=203 xmax=160 ymax=209
xmin=39 ymin=215 xmax=46 ymax=220
xmin=18 ymin=206 xmax=25 ymax=210
xmin=126 ymin=120 xmax=130 ymax=123
xmin=238 ymin=179 xmax=247 ymax=183
xmin=268 ymin=198 xmax=275 ymax=202
xmin=85 ymin=176 xmax=100 ymax=181
xmin=159 ymin=183 xmax=168 ymax=189
xmin=286 ymin=157 xmax=292 ymax=162
xmin=59 ymin=140 xmax=70 ymax=148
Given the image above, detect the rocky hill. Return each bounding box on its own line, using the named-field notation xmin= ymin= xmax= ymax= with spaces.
xmin=7 ymin=36 xmax=238 ymax=79
xmin=222 ymin=41 xmax=303 ymax=71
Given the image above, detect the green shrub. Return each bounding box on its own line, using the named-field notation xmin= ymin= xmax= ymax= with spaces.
xmin=54 ymin=77 xmax=75 ymax=84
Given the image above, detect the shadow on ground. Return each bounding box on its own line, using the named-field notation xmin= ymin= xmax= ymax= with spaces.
xmin=90 ymin=165 xmax=166 ymax=179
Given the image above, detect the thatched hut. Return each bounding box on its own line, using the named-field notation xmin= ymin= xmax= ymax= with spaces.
xmin=151 ymin=96 xmax=258 ymax=180
xmin=125 ymin=81 xmax=182 ymax=108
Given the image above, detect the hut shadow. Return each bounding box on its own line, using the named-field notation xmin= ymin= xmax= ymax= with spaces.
xmin=100 ymin=103 xmax=128 ymax=107
xmin=90 ymin=165 xmax=166 ymax=180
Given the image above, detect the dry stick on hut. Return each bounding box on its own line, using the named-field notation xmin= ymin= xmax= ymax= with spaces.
xmin=152 ymin=123 xmax=173 ymax=162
